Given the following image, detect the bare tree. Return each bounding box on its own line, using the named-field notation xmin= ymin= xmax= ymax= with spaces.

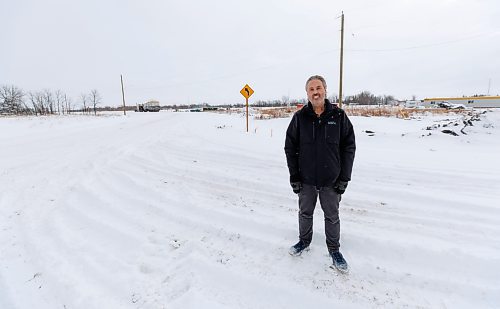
xmin=89 ymin=89 xmax=101 ymax=115
xmin=42 ymin=89 xmax=54 ymax=114
xmin=281 ymin=95 xmax=290 ymax=106
xmin=80 ymin=93 xmax=88 ymax=114
xmin=357 ymin=91 xmax=376 ymax=105
xmin=64 ymin=94 xmax=72 ymax=114
xmin=54 ymin=90 xmax=64 ymax=114
xmin=383 ymin=95 xmax=395 ymax=105
xmin=0 ymin=85 xmax=26 ymax=115
xmin=328 ymin=94 xmax=338 ymax=104
xmin=28 ymin=91 xmax=45 ymax=115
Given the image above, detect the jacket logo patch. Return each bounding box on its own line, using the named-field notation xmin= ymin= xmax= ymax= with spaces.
xmin=328 ymin=121 xmax=336 ymax=125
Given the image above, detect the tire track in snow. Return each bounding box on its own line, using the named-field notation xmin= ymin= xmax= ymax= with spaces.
xmin=3 ymin=112 xmax=500 ymax=308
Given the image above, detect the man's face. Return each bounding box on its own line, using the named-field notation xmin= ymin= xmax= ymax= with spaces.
xmin=306 ymin=79 xmax=326 ymax=107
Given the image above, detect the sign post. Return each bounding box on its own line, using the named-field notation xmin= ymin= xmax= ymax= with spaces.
xmin=240 ymin=84 xmax=254 ymax=132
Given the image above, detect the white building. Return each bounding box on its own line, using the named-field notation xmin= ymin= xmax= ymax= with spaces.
xmin=404 ymin=100 xmax=425 ymax=108
xmin=423 ymin=96 xmax=500 ymax=108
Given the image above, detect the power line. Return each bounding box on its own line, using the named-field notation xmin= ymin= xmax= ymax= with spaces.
xmin=345 ymin=31 xmax=500 ymax=52
xmin=122 ymin=31 xmax=499 ymax=92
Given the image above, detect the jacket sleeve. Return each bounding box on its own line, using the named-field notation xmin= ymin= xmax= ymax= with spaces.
xmin=284 ymin=113 xmax=300 ymax=178
xmin=339 ymin=112 xmax=356 ymax=182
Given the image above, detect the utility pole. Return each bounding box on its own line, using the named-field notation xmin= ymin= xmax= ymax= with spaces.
xmin=339 ymin=11 xmax=345 ymax=108
xmin=120 ymin=74 xmax=126 ymax=115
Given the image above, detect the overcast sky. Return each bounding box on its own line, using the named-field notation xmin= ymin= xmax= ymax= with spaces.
xmin=2 ymin=0 xmax=500 ymax=106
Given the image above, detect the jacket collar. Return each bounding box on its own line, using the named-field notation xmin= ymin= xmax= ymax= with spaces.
xmin=305 ymin=99 xmax=336 ymax=118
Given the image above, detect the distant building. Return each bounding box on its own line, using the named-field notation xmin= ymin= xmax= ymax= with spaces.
xmin=423 ymin=96 xmax=500 ymax=108
xmin=135 ymin=100 xmax=160 ymax=112
xmin=404 ymin=100 xmax=425 ymax=108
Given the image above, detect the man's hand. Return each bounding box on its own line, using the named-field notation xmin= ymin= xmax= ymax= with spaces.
xmin=291 ymin=182 xmax=302 ymax=194
xmin=333 ymin=180 xmax=348 ymax=195
xmin=290 ymin=175 xmax=302 ymax=194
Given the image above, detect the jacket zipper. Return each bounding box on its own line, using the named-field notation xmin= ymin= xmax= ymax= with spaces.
xmin=312 ymin=120 xmax=316 ymax=186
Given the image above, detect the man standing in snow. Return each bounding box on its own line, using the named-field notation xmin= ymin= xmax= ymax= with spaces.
xmin=284 ymin=75 xmax=356 ymax=273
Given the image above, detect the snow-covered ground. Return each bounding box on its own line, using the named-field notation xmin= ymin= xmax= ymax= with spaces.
xmin=1 ymin=109 xmax=499 ymax=309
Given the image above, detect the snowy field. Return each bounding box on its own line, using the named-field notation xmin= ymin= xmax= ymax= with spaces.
xmin=1 ymin=109 xmax=499 ymax=309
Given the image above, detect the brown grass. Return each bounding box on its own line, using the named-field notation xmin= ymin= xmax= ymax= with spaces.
xmin=344 ymin=106 xmax=470 ymax=118
xmin=252 ymin=105 xmax=471 ymax=119
xmin=254 ymin=107 xmax=297 ymax=119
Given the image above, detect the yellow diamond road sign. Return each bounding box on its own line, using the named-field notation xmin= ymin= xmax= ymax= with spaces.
xmin=240 ymin=84 xmax=254 ymax=99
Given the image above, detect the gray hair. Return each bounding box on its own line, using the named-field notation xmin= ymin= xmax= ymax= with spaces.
xmin=305 ymin=75 xmax=327 ymax=90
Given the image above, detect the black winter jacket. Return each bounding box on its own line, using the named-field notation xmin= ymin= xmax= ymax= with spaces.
xmin=284 ymin=100 xmax=356 ymax=187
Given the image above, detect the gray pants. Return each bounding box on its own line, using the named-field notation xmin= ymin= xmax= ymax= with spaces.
xmin=298 ymin=184 xmax=340 ymax=252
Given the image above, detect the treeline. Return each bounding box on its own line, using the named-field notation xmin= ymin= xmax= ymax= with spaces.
xmin=151 ymin=91 xmax=399 ymax=110
xmin=344 ymin=91 xmax=396 ymax=105
xmin=165 ymin=102 xmax=251 ymax=110
xmin=251 ymin=91 xmax=399 ymax=107
xmin=2 ymin=85 xmax=400 ymax=116
xmin=0 ymin=85 xmax=102 ymax=116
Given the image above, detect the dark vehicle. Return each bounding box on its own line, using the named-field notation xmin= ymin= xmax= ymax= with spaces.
xmin=437 ymin=101 xmax=465 ymax=109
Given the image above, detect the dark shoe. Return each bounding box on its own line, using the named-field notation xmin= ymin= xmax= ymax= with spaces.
xmin=288 ymin=240 xmax=310 ymax=256
xmin=330 ymin=250 xmax=349 ymax=273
